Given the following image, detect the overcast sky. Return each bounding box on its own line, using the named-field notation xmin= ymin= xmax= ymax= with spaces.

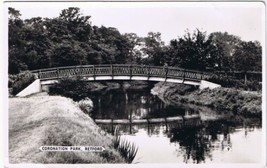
xmin=7 ymin=2 xmax=265 ymax=45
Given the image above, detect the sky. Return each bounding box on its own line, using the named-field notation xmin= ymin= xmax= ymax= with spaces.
xmin=6 ymin=2 xmax=265 ymax=45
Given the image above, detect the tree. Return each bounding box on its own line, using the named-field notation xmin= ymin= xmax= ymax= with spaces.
xmin=168 ymin=29 xmax=216 ymax=71
xmin=210 ymin=32 xmax=242 ymax=72
xmin=142 ymin=32 xmax=167 ymax=65
xmin=233 ymin=41 xmax=262 ymax=83
xmin=59 ymin=7 xmax=92 ymax=42
xmin=90 ymin=26 xmax=132 ymax=64
xmin=43 ymin=8 xmax=93 ymax=67
xmin=8 ymin=8 xmax=27 ymax=74
xmin=23 ymin=17 xmax=51 ymax=69
xmin=124 ymin=33 xmax=144 ymax=64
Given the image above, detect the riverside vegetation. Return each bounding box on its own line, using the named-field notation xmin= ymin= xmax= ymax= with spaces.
xmin=152 ymin=82 xmax=261 ymax=117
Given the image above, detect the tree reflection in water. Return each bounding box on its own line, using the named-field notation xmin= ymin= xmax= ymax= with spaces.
xmin=91 ymin=87 xmax=261 ymax=163
xmin=98 ymin=118 xmax=261 ymax=163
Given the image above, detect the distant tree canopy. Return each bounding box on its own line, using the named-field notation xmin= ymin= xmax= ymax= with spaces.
xmin=8 ymin=7 xmax=262 ymax=74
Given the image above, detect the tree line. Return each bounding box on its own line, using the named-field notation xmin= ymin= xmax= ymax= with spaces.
xmin=9 ymin=7 xmax=262 ymax=75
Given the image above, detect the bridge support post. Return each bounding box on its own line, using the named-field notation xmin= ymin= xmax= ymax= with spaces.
xmin=76 ymin=66 xmax=81 ymax=77
xmin=93 ymin=65 xmax=96 ymax=80
xmin=57 ymin=68 xmax=59 ymax=79
xmin=38 ymin=70 xmax=41 ymax=79
xmin=75 ymin=66 xmax=78 ymax=76
xmin=147 ymin=66 xmax=150 ymax=80
xmin=182 ymin=69 xmax=186 ymax=83
xmin=111 ymin=64 xmax=113 ymax=80
xmin=129 ymin=65 xmax=132 ymax=80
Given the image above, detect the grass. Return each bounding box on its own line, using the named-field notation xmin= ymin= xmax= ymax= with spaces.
xmin=9 ymin=92 xmax=126 ymax=163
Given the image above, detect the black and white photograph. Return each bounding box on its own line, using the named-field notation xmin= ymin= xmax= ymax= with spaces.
xmin=3 ymin=1 xmax=266 ymax=166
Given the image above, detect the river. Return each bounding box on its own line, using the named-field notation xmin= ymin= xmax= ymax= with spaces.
xmin=89 ymin=86 xmax=262 ymax=164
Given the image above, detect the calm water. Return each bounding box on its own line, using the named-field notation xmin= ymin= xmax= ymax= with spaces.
xmin=90 ymin=88 xmax=262 ymax=164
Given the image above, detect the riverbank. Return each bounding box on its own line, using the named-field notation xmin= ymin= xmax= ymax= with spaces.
xmin=9 ymin=92 xmax=126 ymax=163
xmin=152 ymin=82 xmax=262 ymax=117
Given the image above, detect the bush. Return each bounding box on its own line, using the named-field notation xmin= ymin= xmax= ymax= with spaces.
xmin=49 ymin=77 xmax=88 ymax=101
xmin=78 ymin=97 xmax=94 ymax=115
xmin=9 ymin=71 xmax=37 ymax=95
xmin=113 ymin=135 xmax=138 ymax=163
xmin=209 ymin=75 xmax=261 ymax=91
xmin=111 ymin=127 xmax=138 ymax=163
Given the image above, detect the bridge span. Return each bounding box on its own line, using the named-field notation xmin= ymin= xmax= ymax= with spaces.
xmin=17 ymin=64 xmax=221 ymax=97
xmin=32 ymin=64 xmax=213 ymax=85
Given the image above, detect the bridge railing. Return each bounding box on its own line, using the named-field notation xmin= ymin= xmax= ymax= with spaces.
xmin=31 ymin=64 xmax=212 ymax=82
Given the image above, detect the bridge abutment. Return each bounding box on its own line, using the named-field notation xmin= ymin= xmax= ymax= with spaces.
xmin=199 ymin=80 xmax=221 ymax=90
xmin=16 ymin=79 xmax=42 ymax=97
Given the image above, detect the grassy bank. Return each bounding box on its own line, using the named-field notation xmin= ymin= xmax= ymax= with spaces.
xmin=9 ymin=93 xmax=126 ymax=163
xmin=152 ymin=82 xmax=261 ymax=117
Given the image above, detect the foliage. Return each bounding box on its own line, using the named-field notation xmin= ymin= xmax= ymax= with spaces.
xmin=156 ymin=83 xmax=262 ymax=117
xmin=209 ymin=32 xmax=242 ymax=72
xmin=233 ymin=41 xmax=262 ymax=72
xmin=8 ymin=8 xmax=262 ymax=88
xmin=141 ymin=32 xmax=167 ymax=65
xmin=209 ymin=75 xmax=262 ymax=91
xmin=48 ymin=77 xmax=89 ymax=101
xmin=9 ymin=71 xmax=37 ymax=95
xmin=8 ymin=7 xmax=133 ymax=73
xmin=8 ymin=8 xmax=28 ymax=74
xmin=113 ymin=129 xmax=138 ymax=163
xmin=168 ymin=29 xmax=216 ymax=71
xmin=77 ymin=97 xmax=94 ymax=115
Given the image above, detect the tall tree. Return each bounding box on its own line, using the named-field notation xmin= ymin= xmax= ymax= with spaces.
xmin=59 ymin=7 xmax=92 ymax=42
xmin=233 ymin=41 xmax=262 ymax=72
xmin=23 ymin=17 xmax=51 ymax=69
xmin=8 ymin=8 xmax=27 ymax=74
xmin=210 ymin=32 xmax=242 ymax=72
xmin=124 ymin=33 xmax=143 ymax=64
xmin=168 ymin=29 xmax=216 ymax=71
xmin=232 ymin=41 xmax=262 ymax=83
xmin=44 ymin=8 xmax=93 ymax=67
xmin=142 ymin=32 xmax=167 ymax=65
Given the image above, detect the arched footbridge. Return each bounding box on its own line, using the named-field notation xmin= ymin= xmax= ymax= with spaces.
xmin=16 ymin=64 xmax=221 ymax=97
xmin=31 ymin=64 xmax=217 ymax=85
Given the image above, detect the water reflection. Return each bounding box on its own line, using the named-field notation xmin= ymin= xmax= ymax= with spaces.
xmin=90 ymin=88 xmax=262 ymax=163
xmin=91 ymin=89 xmax=197 ymax=120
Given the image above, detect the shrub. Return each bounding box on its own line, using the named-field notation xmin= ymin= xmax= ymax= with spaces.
xmin=209 ymin=75 xmax=261 ymax=91
xmin=113 ymin=127 xmax=138 ymax=163
xmin=78 ymin=97 xmax=94 ymax=115
xmin=49 ymin=77 xmax=88 ymax=101
xmin=9 ymin=71 xmax=37 ymax=95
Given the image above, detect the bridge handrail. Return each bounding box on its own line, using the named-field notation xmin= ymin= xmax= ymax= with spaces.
xmin=31 ymin=64 xmax=211 ymax=75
